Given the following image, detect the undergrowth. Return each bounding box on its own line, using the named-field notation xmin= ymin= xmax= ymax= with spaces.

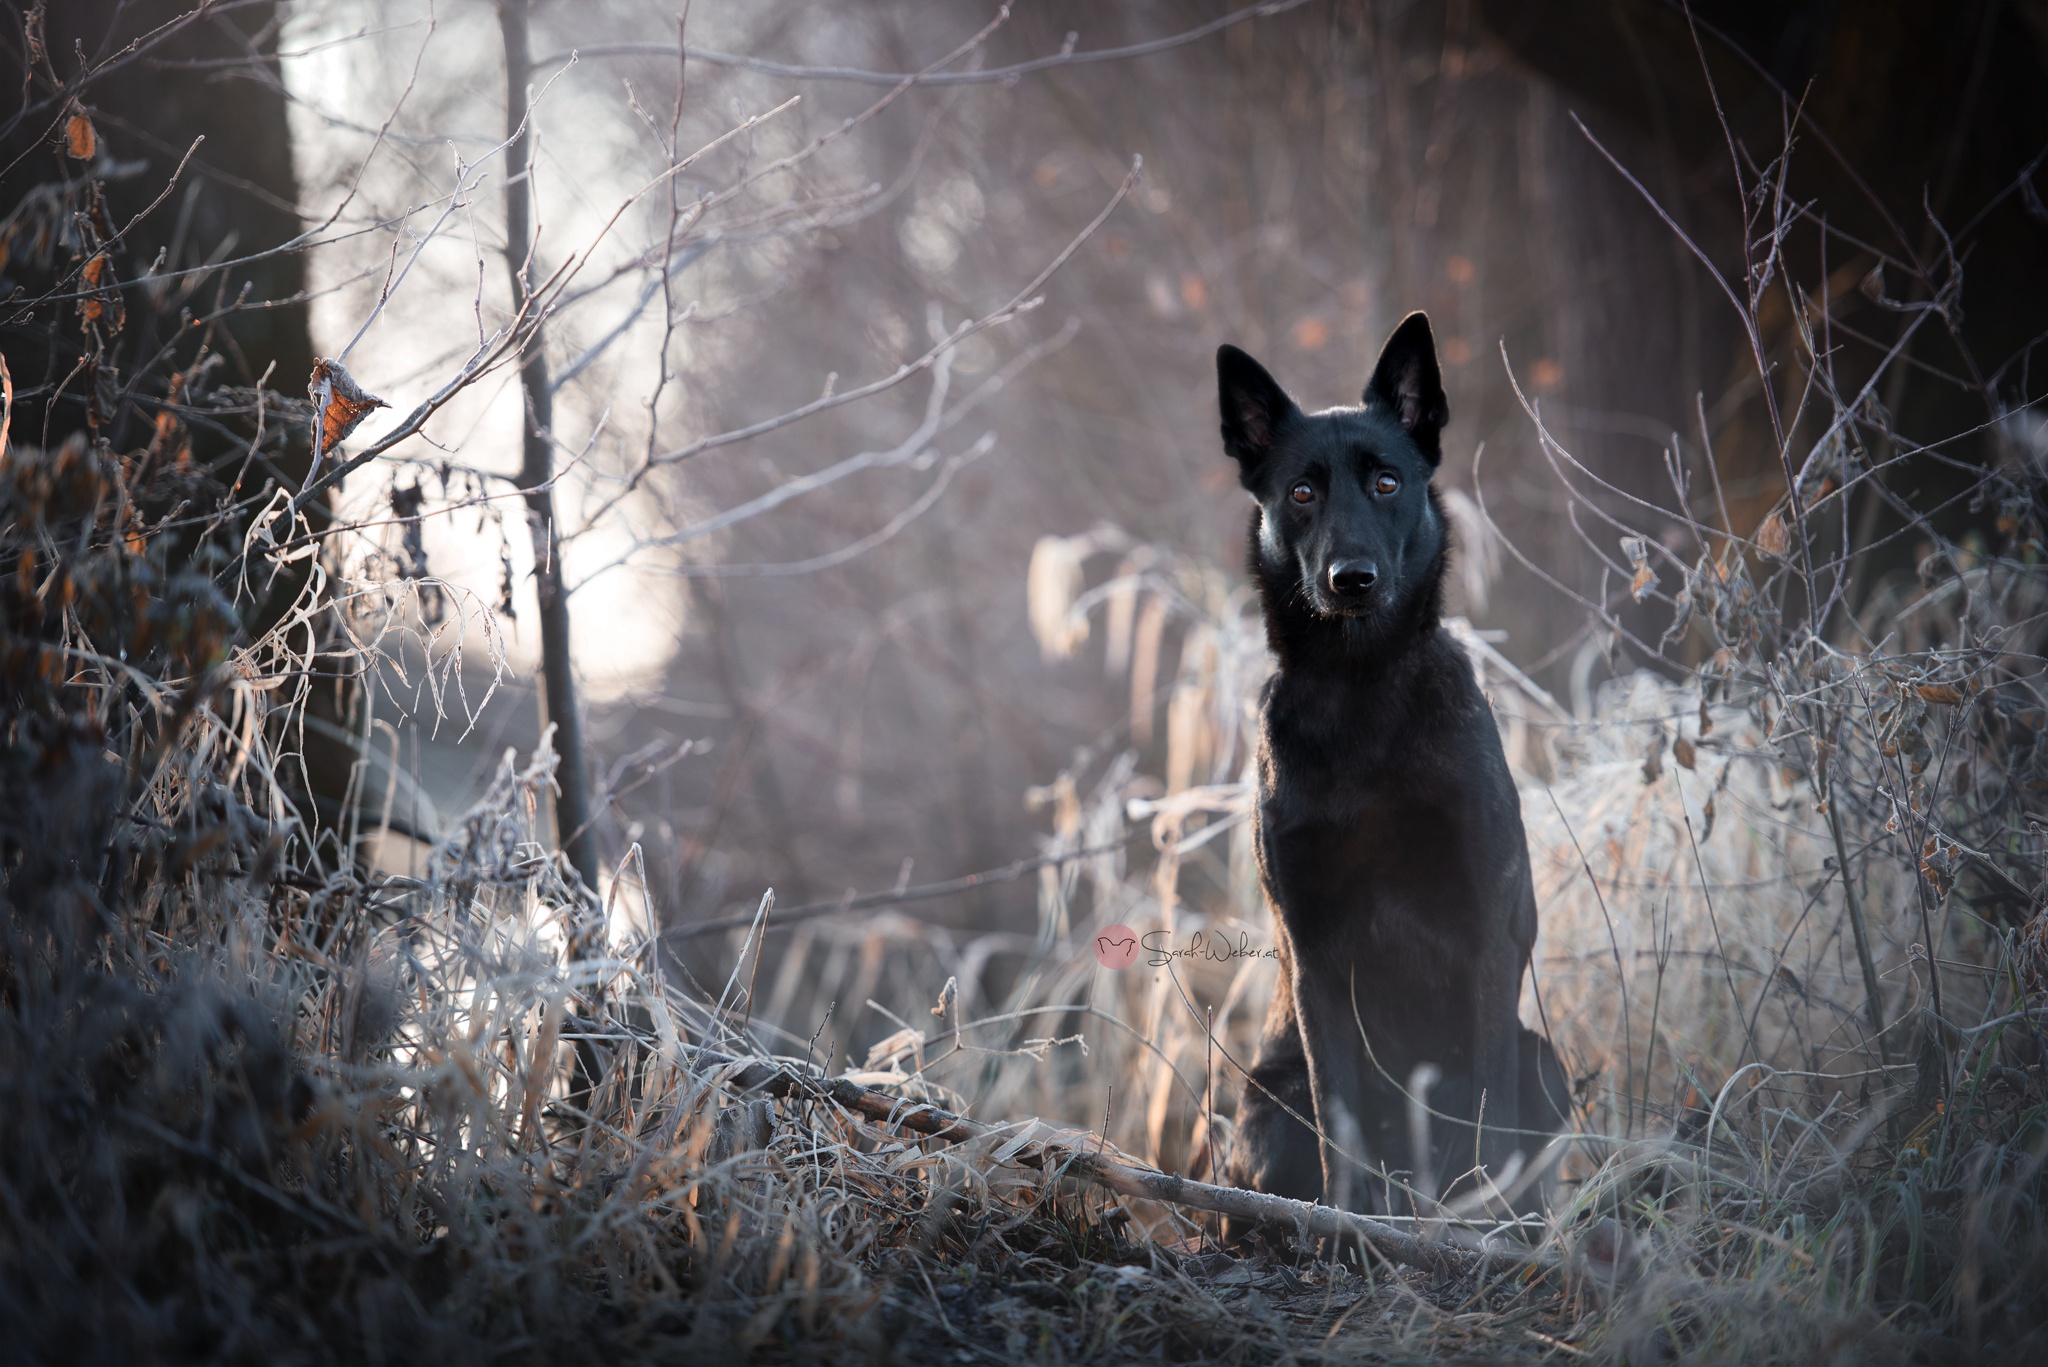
xmin=5 ymin=333 xmax=2047 ymax=1365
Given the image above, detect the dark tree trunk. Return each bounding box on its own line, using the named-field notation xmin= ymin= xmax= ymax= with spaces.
xmin=499 ymin=0 xmax=599 ymax=893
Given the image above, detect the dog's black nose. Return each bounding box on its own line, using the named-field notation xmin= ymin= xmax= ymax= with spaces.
xmin=1328 ymin=559 xmax=1379 ymax=596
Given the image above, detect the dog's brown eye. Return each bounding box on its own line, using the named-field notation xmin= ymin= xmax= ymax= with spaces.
xmin=1374 ymin=472 xmax=1400 ymax=496
xmin=1290 ymin=482 xmax=1315 ymax=504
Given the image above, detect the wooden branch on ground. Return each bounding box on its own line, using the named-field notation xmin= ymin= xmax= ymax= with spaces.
xmin=682 ymin=1046 xmax=1558 ymax=1279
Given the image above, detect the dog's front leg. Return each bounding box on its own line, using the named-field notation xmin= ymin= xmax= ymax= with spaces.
xmin=1290 ymin=956 xmax=1378 ymax=1212
xmin=1470 ymin=937 xmax=1522 ymax=1182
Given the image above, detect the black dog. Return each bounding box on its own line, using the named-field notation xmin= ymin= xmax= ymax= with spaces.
xmin=1217 ymin=313 xmax=1566 ymax=1214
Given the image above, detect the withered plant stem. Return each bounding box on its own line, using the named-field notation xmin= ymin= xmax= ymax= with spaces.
xmin=668 ymin=836 xmax=1136 ymax=940
xmin=1822 ymin=735 xmax=1891 ymax=1064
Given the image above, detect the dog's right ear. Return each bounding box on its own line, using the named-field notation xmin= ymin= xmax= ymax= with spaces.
xmin=1218 ymin=345 xmax=1294 ymax=482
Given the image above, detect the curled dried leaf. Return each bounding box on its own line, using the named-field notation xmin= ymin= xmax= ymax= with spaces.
xmin=1620 ymin=535 xmax=1659 ymax=601
xmin=1673 ymin=734 xmax=1697 ymax=770
xmin=1660 ymin=586 xmax=1693 ymax=649
xmin=1757 ymin=513 xmax=1790 ymax=557
xmin=65 ymin=106 xmax=96 ymax=160
xmin=1916 ymin=683 xmax=1963 ymax=706
xmin=307 ymin=357 xmax=388 ymax=473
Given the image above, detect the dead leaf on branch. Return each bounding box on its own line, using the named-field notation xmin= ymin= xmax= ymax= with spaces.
xmin=65 ymin=104 xmax=96 ymax=161
xmin=1757 ymin=512 xmax=1791 ymax=558
xmin=1920 ymin=835 xmax=1959 ymax=901
xmin=1620 ymin=534 xmax=1659 ymax=602
xmin=307 ymin=357 xmax=387 ymax=478
xmin=1917 ymin=683 xmax=1964 ymax=706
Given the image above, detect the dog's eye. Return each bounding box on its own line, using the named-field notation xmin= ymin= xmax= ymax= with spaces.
xmin=1289 ymin=482 xmax=1315 ymax=505
xmin=1374 ymin=472 xmax=1400 ymax=496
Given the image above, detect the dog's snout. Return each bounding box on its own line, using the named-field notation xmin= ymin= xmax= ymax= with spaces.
xmin=1327 ymin=559 xmax=1379 ymax=596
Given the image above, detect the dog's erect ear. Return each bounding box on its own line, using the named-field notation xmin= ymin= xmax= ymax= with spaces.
xmin=1218 ymin=344 xmax=1295 ymax=479
xmin=1364 ymin=312 xmax=1448 ymax=462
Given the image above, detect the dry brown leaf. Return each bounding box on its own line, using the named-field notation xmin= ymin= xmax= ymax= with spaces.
xmin=1620 ymin=534 xmax=1659 ymax=601
xmin=65 ymin=107 xmax=96 ymax=161
xmin=307 ymin=357 xmax=387 ymax=470
xmin=1916 ymin=683 xmax=1963 ymax=706
xmin=1673 ymin=735 xmax=1697 ymax=770
xmin=1757 ymin=513 xmax=1790 ymax=557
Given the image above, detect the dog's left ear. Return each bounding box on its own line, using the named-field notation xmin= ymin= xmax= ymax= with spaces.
xmin=1364 ymin=312 xmax=1448 ymax=463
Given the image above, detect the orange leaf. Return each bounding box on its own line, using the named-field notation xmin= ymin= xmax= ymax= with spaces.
xmin=66 ymin=108 xmax=96 ymax=160
xmin=1916 ymin=683 xmax=1963 ymax=705
xmin=82 ymin=253 xmax=106 ymax=286
xmin=307 ymin=357 xmax=388 ymax=468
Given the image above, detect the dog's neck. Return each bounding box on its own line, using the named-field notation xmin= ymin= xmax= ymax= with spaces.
xmin=1246 ymin=512 xmax=1447 ymax=680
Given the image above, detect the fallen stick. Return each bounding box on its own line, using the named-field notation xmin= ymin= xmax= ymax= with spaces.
xmin=683 ymin=1045 xmax=1557 ymax=1279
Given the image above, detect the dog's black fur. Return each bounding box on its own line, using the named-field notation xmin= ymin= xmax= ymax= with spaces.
xmin=1217 ymin=314 xmax=1566 ymax=1213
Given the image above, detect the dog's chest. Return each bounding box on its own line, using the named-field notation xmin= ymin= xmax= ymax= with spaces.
xmin=1253 ymin=673 xmax=1491 ymax=949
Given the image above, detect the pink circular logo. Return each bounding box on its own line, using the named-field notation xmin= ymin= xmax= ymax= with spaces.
xmin=1093 ymin=924 xmax=1140 ymax=970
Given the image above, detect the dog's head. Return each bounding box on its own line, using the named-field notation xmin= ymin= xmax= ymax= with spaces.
xmin=1217 ymin=312 xmax=1448 ymax=629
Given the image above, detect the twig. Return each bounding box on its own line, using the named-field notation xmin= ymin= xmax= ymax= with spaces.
xmin=537 ymin=1 xmax=1313 ymax=85
xmin=667 ymin=835 xmax=1139 ymax=941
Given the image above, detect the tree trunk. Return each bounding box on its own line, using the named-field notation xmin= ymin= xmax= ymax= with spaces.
xmin=499 ymin=0 xmax=600 ymax=893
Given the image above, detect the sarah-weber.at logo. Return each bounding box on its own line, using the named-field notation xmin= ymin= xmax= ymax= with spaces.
xmin=1094 ymin=927 xmax=1276 ymax=970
